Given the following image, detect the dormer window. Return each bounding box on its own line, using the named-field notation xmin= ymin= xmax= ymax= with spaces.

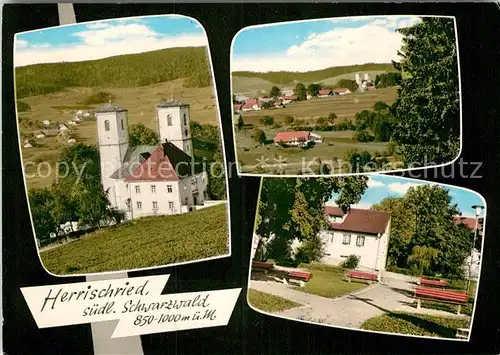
xmin=167 ymin=114 xmax=172 ymax=126
xmin=104 ymin=120 xmax=110 ymax=131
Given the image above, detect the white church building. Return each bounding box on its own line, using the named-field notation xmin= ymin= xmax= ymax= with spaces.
xmin=95 ymin=99 xmax=208 ymax=221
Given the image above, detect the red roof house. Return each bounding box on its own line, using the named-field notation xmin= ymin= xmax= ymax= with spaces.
xmin=319 ymin=89 xmax=332 ymax=96
xmin=324 ymin=207 xmax=391 ymax=236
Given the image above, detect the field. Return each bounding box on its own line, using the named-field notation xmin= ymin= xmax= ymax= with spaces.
xmin=39 ymin=203 xmax=229 ymax=275
xmin=234 ymin=87 xmax=398 ymax=174
xmin=19 ymin=79 xmax=219 ymax=190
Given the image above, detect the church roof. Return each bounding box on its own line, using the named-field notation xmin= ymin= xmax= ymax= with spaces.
xmin=95 ymin=103 xmax=128 ymax=113
xmin=156 ymin=99 xmax=189 ymax=108
xmin=109 ymin=145 xmax=157 ymax=180
xmin=124 ymin=141 xmax=203 ymax=182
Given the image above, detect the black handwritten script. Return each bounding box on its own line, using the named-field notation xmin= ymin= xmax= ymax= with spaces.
xmin=20 ymin=275 xmax=242 ymax=337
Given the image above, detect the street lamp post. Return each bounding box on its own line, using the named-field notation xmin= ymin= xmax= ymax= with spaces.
xmin=467 ymin=205 xmax=484 ymax=294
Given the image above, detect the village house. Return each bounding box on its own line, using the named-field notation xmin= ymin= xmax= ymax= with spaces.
xmin=316 ymin=206 xmax=392 ymax=271
xmin=280 ymin=87 xmax=294 ymax=97
xmin=233 ymin=103 xmax=243 ymax=113
xmin=281 ymin=95 xmax=298 ymax=105
xmin=95 ymin=99 xmax=208 ymax=221
xmin=273 ymin=131 xmax=323 ymax=147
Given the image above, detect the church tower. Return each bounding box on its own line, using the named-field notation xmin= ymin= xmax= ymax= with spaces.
xmin=156 ymin=99 xmax=193 ymax=155
xmin=95 ymin=103 xmax=130 ymax=191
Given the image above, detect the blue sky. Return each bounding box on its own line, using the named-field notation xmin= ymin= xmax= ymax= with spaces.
xmin=15 ymin=15 xmax=207 ymax=67
xmin=232 ymin=15 xmax=424 ymax=72
xmin=328 ymin=175 xmax=486 ymax=218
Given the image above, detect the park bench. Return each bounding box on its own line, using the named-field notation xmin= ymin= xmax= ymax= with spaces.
xmin=276 ymin=269 xmax=313 ymax=287
xmin=419 ymin=277 xmax=449 ymax=288
xmin=346 ymin=270 xmax=378 ymax=284
xmin=414 ymin=286 xmax=468 ymax=315
xmin=251 ymin=261 xmax=275 ymax=273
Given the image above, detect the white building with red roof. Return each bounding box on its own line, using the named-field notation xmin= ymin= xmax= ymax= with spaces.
xmin=273 ymin=131 xmax=323 ymax=147
xmin=317 ymin=206 xmax=392 ymax=270
xmin=95 ymin=100 xmax=208 ymax=220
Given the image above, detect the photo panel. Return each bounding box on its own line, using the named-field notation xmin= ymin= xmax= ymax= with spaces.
xmin=248 ymin=175 xmax=486 ymax=341
xmin=231 ymin=15 xmax=462 ymax=177
xmin=14 ymin=14 xmax=231 ymax=276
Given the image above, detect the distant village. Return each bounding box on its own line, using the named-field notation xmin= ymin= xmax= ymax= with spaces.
xmin=233 ymin=73 xmax=375 ymax=114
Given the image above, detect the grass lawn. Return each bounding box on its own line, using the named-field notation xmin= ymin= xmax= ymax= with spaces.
xmin=19 ymin=79 xmax=220 ymax=190
xmin=361 ymin=312 xmax=470 ymax=339
xmin=247 ymin=289 xmax=302 ymax=313
xmin=40 ymin=203 xmax=229 ymax=275
xmin=294 ymin=263 xmax=368 ymax=298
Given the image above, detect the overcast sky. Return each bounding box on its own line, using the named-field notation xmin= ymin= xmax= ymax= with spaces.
xmin=328 ymin=175 xmax=486 ymax=219
xmin=231 ymin=15 xmax=424 ymax=72
xmin=15 ymin=15 xmax=207 ymax=67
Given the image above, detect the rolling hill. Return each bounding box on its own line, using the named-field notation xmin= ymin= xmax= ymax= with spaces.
xmin=15 ymin=46 xmax=212 ymax=98
xmin=232 ymin=63 xmax=396 ymax=86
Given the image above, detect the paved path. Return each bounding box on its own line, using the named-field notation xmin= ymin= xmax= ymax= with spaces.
xmin=250 ymin=276 xmax=467 ymax=329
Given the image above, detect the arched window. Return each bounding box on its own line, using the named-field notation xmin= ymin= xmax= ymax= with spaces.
xmin=167 ymin=114 xmax=172 ymax=126
xmin=183 ymin=113 xmax=187 ymax=125
xmin=104 ymin=120 xmax=110 ymax=131
xmin=185 ymin=129 xmax=188 ymax=137
xmin=121 ymin=119 xmax=124 ymax=130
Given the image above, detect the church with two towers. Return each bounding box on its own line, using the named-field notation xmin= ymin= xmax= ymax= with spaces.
xmin=95 ymin=99 xmax=208 ymax=221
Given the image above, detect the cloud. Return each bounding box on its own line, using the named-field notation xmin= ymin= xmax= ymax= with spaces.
xmin=367 ymin=178 xmax=385 ymax=188
xmin=14 ymin=21 xmax=207 ymax=67
xmin=16 ymin=39 xmax=29 ymax=49
xmin=232 ymin=16 xmax=421 ymax=72
xmin=387 ymin=182 xmax=420 ymax=195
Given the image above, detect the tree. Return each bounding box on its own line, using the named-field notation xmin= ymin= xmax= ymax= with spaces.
xmin=207 ymin=143 xmax=227 ymax=200
xmin=328 ymin=112 xmax=337 ymax=123
xmin=316 ymin=117 xmax=330 ymax=130
xmin=344 ymin=150 xmax=373 ymax=173
xmin=374 ymin=101 xmax=390 ymax=111
xmin=234 ymin=114 xmax=244 ymax=131
xmin=255 ymin=176 xmax=368 ymax=262
xmin=251 ymin=129 xmax=266 ymax=145
xmin=294 ymin=83 xmax=307 ymax=101
xmin=262 ymin=101 xmax=273 ymax=109
xmin=355 ymin=130 xmax=374 ymax=143
xmin=306 ymin=83 xmax=322 ymax=97
xmin=269 ymin=86 xmax=281 ymax=99
xmin=284 ymin=116 xmax=295 ymax=125
xmin=129 ymin=124 xmax=159 ymax=147
xmin=407 ymin=245 xmax=440 ymax=276
xmin=392 ymin=17 xmax=460 ymax=166
xmin=374 ymin=72 xmax=402 ymax=88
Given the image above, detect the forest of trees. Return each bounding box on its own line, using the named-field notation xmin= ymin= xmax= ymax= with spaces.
xmin=372 ymin=185 xmax=475 ymax=279
xmin=15 ymin=46 xmax=212 ymax=98
xmin=232 ymin=63 xmax=394 ymax=85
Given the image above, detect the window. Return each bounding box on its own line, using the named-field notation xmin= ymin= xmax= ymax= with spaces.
xmin=104 ymin=120 xmax=110 ymax=131
xmin=136 ymin=201 xmax=142 ymax=210
xmin=135 ymin=186 xmax=140 ymax=194
xmin=167 ymin=114 xmax=172 ymax=126
xmin=121 ymin=119 xmax=124 ymax=130
xmin=356 ymin=236 xmax=365 ymax=247
xmin=152 ymin=201 xmax=158 ymax=210
xmin=342 ymin=233 xmax=351 ymax=245
xmin=328 ymin=233 xmax=334 ymax=243
xmin=167 ymin=185 xmax=172 ymax=193
xmin=151 ymin=185 xmax=156 ymax=194
xmin=185 ymin=197 xmax=188 ymax=205
xmin=183 ymin=113 xmax=187 ymax=125
xmin=168 ymin=201 xmax=174 ymax=209
xmin=185 ymin=129 xmax=188 ymax=137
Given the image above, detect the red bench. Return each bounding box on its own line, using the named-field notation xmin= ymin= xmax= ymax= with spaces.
xmin=414 ymin=286 xmax=468 ymax=315
xmin=419 ymin=278 xmax=449 ymax=288
xmin=346 ymin=270 xmax=378 ymax=284
xmin=251 ymin=261 xmax=275 ymax=273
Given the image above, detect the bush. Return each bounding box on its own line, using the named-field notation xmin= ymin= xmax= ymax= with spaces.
xmin=341 ymin=254 xmax=360 ymax=269
xmin=251 ymin=129 xmax=266 ymax=144
xmin=261 ymin=116 xmax=274 ymax=126
xmin=355 ymin=130 xmax=374 ymax=142
xmin=283 ymin=116 xmax=294 ymax=125
xmin=271 ymin=122 xmax=281 ymax=129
